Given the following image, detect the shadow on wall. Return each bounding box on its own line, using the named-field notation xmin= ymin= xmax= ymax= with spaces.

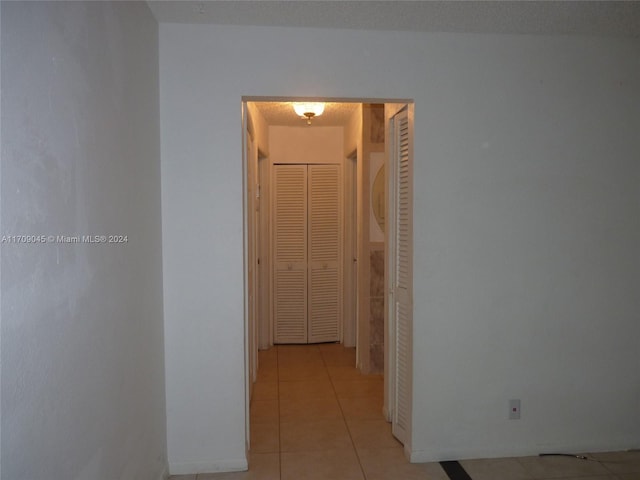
xmin=367 ymin=104 xmax=385 ymax=373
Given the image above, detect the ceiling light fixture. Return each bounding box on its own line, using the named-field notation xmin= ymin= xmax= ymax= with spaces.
xmin=293 ymin=102 xmax=325 ymax=125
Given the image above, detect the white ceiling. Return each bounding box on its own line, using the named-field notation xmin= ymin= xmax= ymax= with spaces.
xmin=148 ymin=1 xmax=640 ymax=37
xmin=251 ymin=101 xmax=360 ymax=127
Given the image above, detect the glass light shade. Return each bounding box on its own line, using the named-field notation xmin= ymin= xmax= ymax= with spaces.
xmin=293 ymin=102 xmax=325 ymax=118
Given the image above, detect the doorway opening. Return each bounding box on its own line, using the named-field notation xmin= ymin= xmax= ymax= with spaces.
xmin=242 ymin=97 xmax=414 ymax=458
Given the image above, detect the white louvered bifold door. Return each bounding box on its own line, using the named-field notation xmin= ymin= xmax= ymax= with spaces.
xmin=391 ymin=108 xmax=413 ymax=445
xmin=308 ymin=165 xmax=342 ymax=343
xmin=273 ymin=165 xmax=308 ymax=343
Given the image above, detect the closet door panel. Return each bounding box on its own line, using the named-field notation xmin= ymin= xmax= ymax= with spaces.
xmin=307 ymin=164 xmax=342 ymax=343
xmin=272 ymin=163 xmax=342 ymax=344
xmin=273 ymin=164 xmax=308 ymax=343
xmin=391 ymin=109 xmax=413 ymax=445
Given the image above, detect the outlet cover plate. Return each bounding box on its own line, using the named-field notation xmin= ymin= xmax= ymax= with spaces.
xmin=509 ymin=399 xmax=521 ymax=420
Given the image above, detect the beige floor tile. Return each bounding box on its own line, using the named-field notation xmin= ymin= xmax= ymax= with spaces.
xmin=278 ymin=363 xmax=330 ymax=381
xmin=278 ymin=379 xmax=335 ymax=401
xmin=346 ymin=419 xmax=402 ymax=449
xmin=327 ymin=365 xmax=366 ymax=380
xmin=281 ymin=449 xmax=364 ymax=480
xmin=257 ymin=351 xmax=278 ymax=372
xmin=280 ymin=419 xmax=353 ymax=453
xmin=247 ymin=452 xmax=280 ymax=479
xmin=277 ymin=345 xmax=323 ymax=365
xmin=278 ymin=356 xmax=325 ymax=369
xmin=339 ymin=396 xmax=385 ymax=421
xmin=258 ymin=348 xmax=278 ymax=362
xmin=321 ymin=350 xmax=357 ymax=367
xmin=256 ymin=365 xmax=278 ymax=383
xmin=517 ymin=455 xmax=610 ymax=477
xmin=333 ymin=379 xmax=384 ymax=398
xmin=546 ymin=477 xmax=618 ymax=480
xmin=280 ymin=395 xmax=343 ymax=422
xmin=250 ymin=400 xmax=279 ymax=424
xmin=591 ymin=450 xmax=640 ymax=474
xmin=460 ymin=457 xmax=533 ymax=480
xmin=358 ymin=447 xmax=450 ymax=480
xmin=251 ymin=382 xmax=278 ymax=402
xmin=317 ymin=343 xmax=346 ymax=353
xmin=196 ymin=453 xmax=279 ymax=480
xmin=250 ymin=421 xmax=279 ymax=454
xmin=258 ymin=356 xmax=278 ymax=369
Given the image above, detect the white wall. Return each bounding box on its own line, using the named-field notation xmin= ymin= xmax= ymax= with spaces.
xmin=246 ymin=103 xmax=271 ymax=352
xmin=160 ymin=23 xmax=640 ymax=469
xmin=343 ymin=106 xmax=362 ymax=349
xmin=269 ymin=126 xmax=344 ymax=165
xmin=0 ymin=3 xmax=4 ymax=476
xmin=246 ymin=103 xmax=270 ymax=156
xmin=344 ymin=106 xmax=362 ymax=160
xmin=1 ymin=3 xmax=167 ymax=479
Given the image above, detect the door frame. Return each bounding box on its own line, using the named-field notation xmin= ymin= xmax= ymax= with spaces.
xmin=343 ymin=150 xmax=358 ymax=348
xmin=241 ymin=101 xmax=251 ymax=451
xmin=271 ymin=162 xmax=344 ymax=345
xmin=384 ymin=103 xmax=414 ymax=454
xmin=241 ymin=96 xmax=414 ymax=457
xmin=257 ymin=152 xmax=271 ymax=350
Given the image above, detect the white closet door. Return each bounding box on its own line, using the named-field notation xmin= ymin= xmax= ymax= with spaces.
xmin=273 ymin=165 xmax=308 ymax=343
xmin=308 ymin=164 xmax=342 ymax=343
xmin=391 ymin=109 xmax=413 ymax=445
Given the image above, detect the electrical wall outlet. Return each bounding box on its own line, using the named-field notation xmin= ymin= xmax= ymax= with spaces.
xmin=509 ymin=399 xmax=521 ymax=420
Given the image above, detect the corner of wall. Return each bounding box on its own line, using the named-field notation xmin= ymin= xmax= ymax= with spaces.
xmin=169 ymin=458 xmax=248 ymax=477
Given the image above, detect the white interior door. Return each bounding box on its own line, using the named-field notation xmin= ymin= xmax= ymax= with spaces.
xmin=308 ymin=164 xmax=342 ymax=343
xmin=272 ymin=164 xmax=342 ymax=344
xmin=388 ymin=107 xmax=413 ymax=446
xmin=273 ymin=165 xmax=308 ymax=343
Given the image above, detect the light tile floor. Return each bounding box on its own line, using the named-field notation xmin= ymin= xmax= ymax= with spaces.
xmin=170 ymin=344 xmax=640 ymax=480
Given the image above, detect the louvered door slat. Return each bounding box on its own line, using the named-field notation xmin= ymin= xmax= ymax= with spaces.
xmin=395 ymin=301 xmax=411 ymax=431
xmin=274 ymin=269 xmax=307 ymax=342
xmin=309 ymin=268 xmax=339 ymax=339
xmin=308 ymin=164 xmax=342 ymax=343
xmin=273 ymin=165 xmax=307 ymax=343
xmin=272 ymin=163 xmax=342 ymax=345
xmin=392 ymin=109 xmax=413 ymax=446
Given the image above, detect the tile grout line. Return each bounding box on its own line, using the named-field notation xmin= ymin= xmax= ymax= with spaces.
xmin=320 ymin=345 xmax=369 ymax=480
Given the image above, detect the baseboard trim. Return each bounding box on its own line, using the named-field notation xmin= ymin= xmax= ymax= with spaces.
xmin=408 ymin=440 xmax=639 ymax=464
xmin=157 ymin=465 xmax=169 ymax=480
xmin=169 ymin=458 xmax=248 ymax=476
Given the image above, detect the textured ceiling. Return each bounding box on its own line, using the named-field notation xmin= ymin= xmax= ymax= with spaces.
xmin=148 ymin=1 xmax=640 ymax=37
xmin=252 ymin=101 xmax=360 ymax=127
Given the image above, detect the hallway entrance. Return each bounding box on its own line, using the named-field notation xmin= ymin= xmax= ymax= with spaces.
xmin=242 ymin=98 xmax=415 ymax=462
